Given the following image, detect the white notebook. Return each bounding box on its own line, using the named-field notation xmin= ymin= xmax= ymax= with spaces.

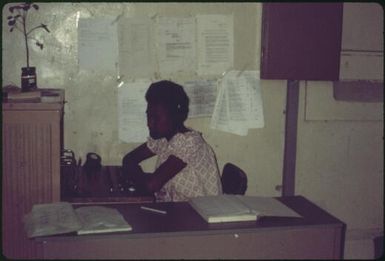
xmin=189 ymin=195 xmax=258 ymax=223
xmin=24 ymin=202 xmax=82 ymax=238
xmin=189 ymin=195 xmax=301 ymax=223
xmin=24 ymin=202 xmax=132 ymax=237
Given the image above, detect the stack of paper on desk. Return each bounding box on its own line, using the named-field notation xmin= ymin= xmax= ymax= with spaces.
xmin=189 ymin=195 xmax=301 ymax=223
xmin=24 ymin=202 xmax=132 ymax=238
xmin=7 ymin=90 xmax=41 ymax=101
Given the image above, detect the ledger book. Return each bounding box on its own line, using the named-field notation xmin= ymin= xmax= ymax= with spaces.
xmin=189 ymin=195 xmax=301 ymax=223
xmin=24 ymin=202 xmax=132 ymax=237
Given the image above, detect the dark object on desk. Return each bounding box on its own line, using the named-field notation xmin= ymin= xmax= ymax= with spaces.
xmin=61 ymin=149 xmax=79 ymax=198
xmin=221 ymin=163 xmax=248 ymax=195
xmin=21 ymin=66 xmax=37 ymax=92
xmin=61 ymin=149 xmax=76 ymax=166
xmin=83 ymin=153 xmax=102 ymax=177
xmin=108 ymin=166 xmax=146 ymax=197
xmin=121 ymin=160 xmax=154 ymax=197
xmin=61 ymin=164 xmax=155 ymax=203
xmin=121 ymin=175 xmax=154 ymax=198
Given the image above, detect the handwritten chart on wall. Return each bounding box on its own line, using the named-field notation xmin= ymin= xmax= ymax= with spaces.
xmin=184 ymin=79 xmax=218 ymax=117
xmin=210 ymin=71 xmax=264 ymax=136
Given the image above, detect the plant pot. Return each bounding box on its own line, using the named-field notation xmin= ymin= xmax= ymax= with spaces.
xmin=21 ymin=67 xmax=37 ymax=92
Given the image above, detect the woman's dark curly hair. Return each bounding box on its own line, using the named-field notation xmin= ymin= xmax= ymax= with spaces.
xmin=145 ymin=80 xmax=189 ymax=124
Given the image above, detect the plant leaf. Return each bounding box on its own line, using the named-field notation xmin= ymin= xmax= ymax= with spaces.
xmin=8 ymin=20 xmax=15 ymax=26
xmin=41 ymin=24 xmax=50 ymax=33
xmin=7 ymin=16 xmax=13 ymax=19
xmin=10 ymin=27 xmax=14 ymax=32
xmin=9 ymin=5 xmax=22 ymax=13
xmin=32 ymin=4 xmax=39 ymax=10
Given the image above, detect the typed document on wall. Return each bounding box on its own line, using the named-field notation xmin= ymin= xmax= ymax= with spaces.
xmin=156 ymin=16 xmax=196 ymax=76
xmin=197 ymin=14 xmax=234 ymax=76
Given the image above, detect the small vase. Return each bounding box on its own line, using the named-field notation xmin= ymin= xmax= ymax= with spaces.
xmin=21 ymin=67 xmax=37 ymax=92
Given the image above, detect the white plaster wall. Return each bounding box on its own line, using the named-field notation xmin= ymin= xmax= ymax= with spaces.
xmin=296 ymin=82 xmax=383 ymax=259
xmin=295 ymin=3 xmax=384 ymax=259
xmin=2 ymin=2 xmax=284 ymax=197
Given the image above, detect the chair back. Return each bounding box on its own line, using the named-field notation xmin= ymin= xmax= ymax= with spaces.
xmin=221 ymin=163 xmax=248 ymax=195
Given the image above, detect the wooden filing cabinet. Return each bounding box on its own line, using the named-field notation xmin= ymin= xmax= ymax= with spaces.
xmin=2 ymin=90 xmax=64 ymax=259
xmin=261 ymin=3 xmax=343 ymax=80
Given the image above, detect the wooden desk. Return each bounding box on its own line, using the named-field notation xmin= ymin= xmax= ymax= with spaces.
xmin=38 ymin=196 xmax=345 ymax=259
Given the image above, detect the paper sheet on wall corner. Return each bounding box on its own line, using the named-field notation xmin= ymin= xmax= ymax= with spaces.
xmin=118 ymin=80 xmax=151 ymax=143
xmin=210 ymin=71 xmax=264 ymax=136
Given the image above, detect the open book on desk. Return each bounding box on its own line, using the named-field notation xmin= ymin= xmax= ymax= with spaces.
xmin=189 ymin=195 xmax=301 ymax=223
xmin=24 ymin=202 xmax=132 ymax=238
xmin=75 ymin=206 xmax=132 ymax=235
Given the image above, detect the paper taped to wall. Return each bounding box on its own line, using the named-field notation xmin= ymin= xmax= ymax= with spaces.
xmin=118 ymin=17 xmax=155 ymax=78
xmin=118 ymin=80 xmax=150 ymax=143
xmin=197 ymin=14 xmax=234 ymax=76
xmin=184 ymin=79 xmax=218 ymax=117
xmin=156 ymin=16 xmax=196 ymax=76
xmin=210 ymin=71 xmax=264 ymax=135
xmin=78 ymin=18 xmax=118 ymax=72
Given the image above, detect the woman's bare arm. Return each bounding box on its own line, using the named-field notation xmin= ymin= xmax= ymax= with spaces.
xmin=145 ymin=155 xmax=187 ymax=193
xmin=122 ymin=143 xmax=155 ymax=183
xmin=122 ymin=143 xmax=187 ymax=194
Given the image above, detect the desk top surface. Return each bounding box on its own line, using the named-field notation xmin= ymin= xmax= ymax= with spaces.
xmin=39 ymin=196 xmax=345 ymax=241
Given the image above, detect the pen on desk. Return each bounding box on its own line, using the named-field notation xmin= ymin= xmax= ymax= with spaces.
xmin=140 ymin=206 xmax=167 ymax=215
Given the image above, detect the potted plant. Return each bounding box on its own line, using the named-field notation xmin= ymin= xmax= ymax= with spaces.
xmin=7 ymin=2 xmax=50 ymax=92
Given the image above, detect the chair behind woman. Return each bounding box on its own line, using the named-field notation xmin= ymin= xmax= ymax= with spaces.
xmin=221 ymin=163 xmax=248 ymax=195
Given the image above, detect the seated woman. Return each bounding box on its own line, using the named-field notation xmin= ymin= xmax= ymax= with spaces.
xmin=122 ymin=80 xmax=222 ymax=202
